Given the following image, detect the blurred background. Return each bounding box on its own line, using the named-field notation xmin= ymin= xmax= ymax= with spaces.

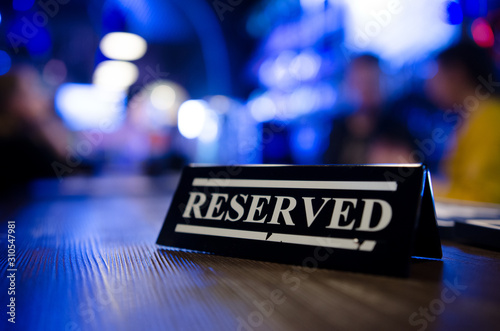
xmin=1 ymin=0 xmax=500 ymax=203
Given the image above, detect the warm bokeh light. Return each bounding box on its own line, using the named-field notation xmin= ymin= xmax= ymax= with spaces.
xmin=93 ymin=60 xmax=139 ymax=90
xmin=99 ymin=32 xmax=147 ymax=61
xmin=141 ymin=80 xmax=188 ymax=129
xmin=150 ymin=84 xmax=176 ymax=110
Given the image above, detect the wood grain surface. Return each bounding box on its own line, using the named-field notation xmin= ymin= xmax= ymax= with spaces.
xmin=1 ymin=175 xmax=499 ymax=331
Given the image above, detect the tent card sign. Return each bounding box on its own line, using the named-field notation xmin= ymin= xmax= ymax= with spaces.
xmin=156 ymin=164 xmax=442 ymax=277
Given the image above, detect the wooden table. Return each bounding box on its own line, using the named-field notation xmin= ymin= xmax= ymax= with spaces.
xmin=1 ymin=175 xmax=499 ymax=331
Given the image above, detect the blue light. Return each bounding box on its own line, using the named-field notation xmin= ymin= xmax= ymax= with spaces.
xmin=464 ymin=0 xmax=487 ymax=18
xmin=27 ymin=27 xmax=52 ymax=55
xmin=249 ymin=94 xmax=276 ymax=122
xmin=291 ymin=121 xmax=329 ymax=164
xmin=55 ymin=83 xmax=126 ymax=131
xmin=258 ymin=51 xmax=298 ymax=88
xmin=0 ymin=51 xmax=12 ymax=75
xmin=101 ymin=5 xmax=127 ymax=34
xmin=289 ymin=50 xmax=321 ymax=81
xmin=8 ymin=18 xmax=52 ymax=55
xmin=300 ymin=0 xmax=325 ymax=13
xmin=113 ymin=0 xmax=191 ymax=42
xmin=13 ymin=0 xmax=35 ymax=11
xmin=445 ymin=1 xmax=463 ymax=25
xmin=246 ymin=12 xmax=271 ymax=38
xmin=296 ymin=127 xmax=317 ymax=151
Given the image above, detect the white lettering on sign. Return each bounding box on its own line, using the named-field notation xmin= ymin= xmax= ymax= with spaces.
xmin=181 ymin=185 xmax=394 ymax=233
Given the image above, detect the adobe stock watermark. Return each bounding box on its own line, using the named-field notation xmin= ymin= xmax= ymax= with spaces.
xmin=211 ymin=0 xmax=245 ymax=22
xmin=408 ymin=278 xmax=467 ymax=330
xmin=64 ymin=278 xmax=128 ymax=331
xmin=51 ymin=64 xmax=170 ymax=181
xmin=51 ymin=120 xmax=115 ymax=181
xmin=382 ymin=73 xmax=500 ymax=184
xmin=236 ymin=238 xmax=334 ymax=330
xmin=235 ymin=288 xmax=287 ymax=331
xmin=8 ymin=0 xmax=70 ymax=53
xmin=175 ymin=164 xmax=243 ymax=223
xmin=341 ymin=0 xmax=402 ymax=62
xmin=440 ymin=74 xmax=499 ymax=132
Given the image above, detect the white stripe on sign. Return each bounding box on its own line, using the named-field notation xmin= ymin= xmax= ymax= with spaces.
xmin=191 ymin=178 xmax=397 ymax=191
xmin=174 ymin=224 xmax=377 ymax=252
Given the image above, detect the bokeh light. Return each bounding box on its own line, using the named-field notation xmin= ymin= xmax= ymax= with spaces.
xmin=472 ymin=18 xmax=494 ymax=48
xmin=141 ymin=80 xmax=188 ymax=129
xmin=208 ymin=95 xmax=232 ymax=114
xmin=258 ymin=51 xmax=297 ymax=88
xmin=178 ymin=100 xmax=207 ymax=139
xmin=296 ymin=126 xmax=317 ymax=151
xmin=343 ymin=0 xmax=459 ymax=68
xmin=249 ymin=94 xmax=277 ymax=122
xmin=55 ymin=83 xmax=126 ymax=131
xmin=288 ymin=86 xmax=317 ymax=116
xmin=150 ymin=84 xmax=176 ymax=110
xmin=300 ymin=0 xmax=325 ymax=13
xmin=93 ymin=60 xmax=139 ymax=90
xmin=42 ymin=59 xmax=67 ymax=85
xmin=13 ymin=0 xmax=35 ymax=11
xmin=199 ymin=108 xmax=219 ymax=143
xmin=289 ymin=50 xmax=321 ymax=81
xmin=100 ymin=32 xmax=147 ymax=61
xmin=0 ymin=51 xmax=12 ymax=75
xmin=444 ymin=1 xmax=463 ymax=25
xmin=26 ymin=27 xmax=52 ymax=56
xmin=464 ymin=0 xmax=487 ymax=18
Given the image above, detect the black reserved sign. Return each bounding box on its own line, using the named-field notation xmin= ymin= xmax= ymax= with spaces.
xmin=156 ymin=164 xmax=442 ymax=277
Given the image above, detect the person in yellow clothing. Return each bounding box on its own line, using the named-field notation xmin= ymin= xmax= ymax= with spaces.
xmin=445 ymin=98 xmax=500 ymax=203
xmin=427 ymin=42 xmax=500 ymax=204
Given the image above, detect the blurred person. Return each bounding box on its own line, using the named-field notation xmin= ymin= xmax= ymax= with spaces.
xmin=323 ymin=54 xmax=413 ymax=164
xmin=426 ymin=42 xmax=500 ymax=203
xmin=0 ymin=66 xmax=69 ymax=193
xmin=366 ymin=122 xmax=415 ymax=164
